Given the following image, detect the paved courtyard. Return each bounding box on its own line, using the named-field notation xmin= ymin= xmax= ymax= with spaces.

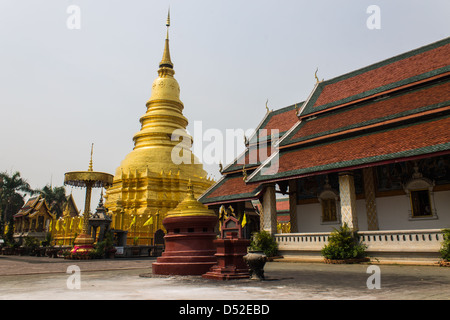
xmin=0 ymin=255 xmax=449 ymax=300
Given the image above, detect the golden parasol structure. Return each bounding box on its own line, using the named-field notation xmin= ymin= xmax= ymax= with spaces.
xmin=64 ymin=144 xmax=114 ymax=252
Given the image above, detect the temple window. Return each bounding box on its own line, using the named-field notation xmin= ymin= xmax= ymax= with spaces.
xmin=318 ymin=176 xmax=340 ymax=224
xmin=410 ymin=190 xmax=432 ymax=217
xmin=404 ymin=163 xmax=437 ymax=220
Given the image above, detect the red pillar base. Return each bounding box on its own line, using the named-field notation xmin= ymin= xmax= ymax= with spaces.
xmin=202 ymin=238 xmax=251 ymax=280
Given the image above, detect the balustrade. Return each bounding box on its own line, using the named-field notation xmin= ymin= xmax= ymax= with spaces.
xmin=274 ymin=229 xmax=444 ymax=253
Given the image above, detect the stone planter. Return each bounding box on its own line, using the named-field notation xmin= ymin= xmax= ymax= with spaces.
xmin=243 ymin=251 xmax=268 ymax=280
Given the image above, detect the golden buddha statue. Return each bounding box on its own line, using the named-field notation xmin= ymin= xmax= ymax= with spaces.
xmin=104 ymin=12 xmax=214 ymax=245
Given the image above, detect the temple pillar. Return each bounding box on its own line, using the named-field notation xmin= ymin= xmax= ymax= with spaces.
xmin=362 ymin=167 xmax=379 ymax=230
xmin=288 ymin=180 xmax=298 ymax=233
xmin=338 ymin=172 xmax=358 ymax=231
xmin=261 ymin=184 xmax=277 ymax=235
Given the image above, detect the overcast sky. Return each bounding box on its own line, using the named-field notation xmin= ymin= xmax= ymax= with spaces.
xmin=1 ymin=0 xmax=449 ymax=209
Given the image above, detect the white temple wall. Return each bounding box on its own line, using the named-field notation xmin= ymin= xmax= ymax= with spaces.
xmin=295 ymin=190 xmax=450 ymax=232
xmin=377 ymin=190 xmax=450 ymax=230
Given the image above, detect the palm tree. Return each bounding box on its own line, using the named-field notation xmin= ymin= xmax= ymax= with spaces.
xmin=0 ymin=171 xmax=36 ymax=223
xmin=0 ymin=171 xmax=36 ymax=237
xmin=38 ymin=184 xmax=67 ymax=218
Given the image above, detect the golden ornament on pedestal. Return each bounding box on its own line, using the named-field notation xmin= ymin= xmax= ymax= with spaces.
xmin=64 ymin=144 xmax=114 ymax=252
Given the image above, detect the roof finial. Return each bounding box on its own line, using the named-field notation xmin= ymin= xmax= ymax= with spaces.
xmin=159 ymin=8 xmax=173 ymax=69
xmin=186 ymin=178 xmax=195 ymax=197
xmin=88 ymin=143 xmax=94 ymax=171
xmin=166 ymin=7 xmax=170 ymax=39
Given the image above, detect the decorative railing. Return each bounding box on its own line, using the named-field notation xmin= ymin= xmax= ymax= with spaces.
xmin=274 ymin=229 xmax=444 ymax=253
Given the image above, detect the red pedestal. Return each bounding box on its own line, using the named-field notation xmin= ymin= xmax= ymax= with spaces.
xmin=152 ymin=215 xmax=218 ymax=276
xmin=202 ymin=236 xmax=251 ymax=280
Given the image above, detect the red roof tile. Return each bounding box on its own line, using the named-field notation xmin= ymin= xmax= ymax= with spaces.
xmin=260 ymin=116 xmax=450 ymax=177
xmin=291 ymin=81 xmax=450 ymax=142
xmin=203 ymin=175 xmax=261 ymax=202
xmin=258 ymin=108 xmax=298 ymax=138
xmin=313 ymin=42 xmax=450 ymax=108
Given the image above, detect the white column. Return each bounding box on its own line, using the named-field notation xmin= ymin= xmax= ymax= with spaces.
xmin=338 ymin=172 xmax=358 ymax=231
xmin=262 ymin=184 xmax=278 ymax=235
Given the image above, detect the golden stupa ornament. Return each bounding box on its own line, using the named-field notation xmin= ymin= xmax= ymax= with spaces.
xmin=105 ymin=12 xmax=214 ymax=244
xmin=64 ymin=144 xmax=114 ymax=252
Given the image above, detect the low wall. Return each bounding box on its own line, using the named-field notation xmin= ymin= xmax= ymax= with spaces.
xmin=274 ymin=229 xmax=444 ymax=263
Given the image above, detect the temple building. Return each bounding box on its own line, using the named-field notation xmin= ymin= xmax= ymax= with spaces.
xmin=200 ymin=37 xmax=450 ymax=263
xmin=13 ymin=195 xmax=55 ymax=243
xmin=104 ymin=13 xmax=214 ymax=245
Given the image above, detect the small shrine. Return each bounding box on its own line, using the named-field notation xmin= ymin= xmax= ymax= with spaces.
xmin=89 ymin=191 xmax=112 ymax=243
xmin=152 ymin=181 xmax=218 ymax=275
xmin=202 ymin=216 xmax=251 ymax=280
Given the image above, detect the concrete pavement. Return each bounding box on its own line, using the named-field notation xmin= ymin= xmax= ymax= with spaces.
xmin=0 ymin=255 xmax=449 ymax=300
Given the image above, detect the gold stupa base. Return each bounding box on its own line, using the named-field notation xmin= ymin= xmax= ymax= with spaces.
xmin=71 ymin=233 xmax=95 ymax=253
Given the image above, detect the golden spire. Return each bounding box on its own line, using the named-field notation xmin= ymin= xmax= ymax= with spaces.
xmin=159 ymin=9 xmax=173 ymax=69
xmin=88 ymin=143 xmax=94 ymax=172
xmin=187 ymin=178 xmax=193 ymax=195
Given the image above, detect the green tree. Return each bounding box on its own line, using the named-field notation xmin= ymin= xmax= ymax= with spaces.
xmin=0 ymin=171 xmax=35 ymax=228
xmin=37 ymin=184 xmax=67 ymax=218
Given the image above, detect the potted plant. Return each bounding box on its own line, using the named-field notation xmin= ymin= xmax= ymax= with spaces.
xmin=321 ymin=223 xmax=369 ymax=264
xmin=439 ymin=229 xmax=450 ymax=267
xmin=24 ymin=236 xmax=40 ymax=256
xmin=243 ymin=231 xmax=277 ymax=280
xmin=131 ymin=236 xmax=140 ymax=256
xmin=104 ymin=231 xmax=116 ymax=259
xmin=248 ymin=230 xmax=278 ymax=257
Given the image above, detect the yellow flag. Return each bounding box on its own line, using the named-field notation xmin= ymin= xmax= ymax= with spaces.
xmin=69 ymin=217 xmax=74 ymax=230
xmin=49 ymin=221 xmax=52 ymax=232
xmin=143 ymin=216 xmax=153 ymax=227
xmin=241 ymin=213 xmax=247 ymax=227
xmin=78 ymin=217 xmax=83 ymax=230
xmin=55 ymin=220 xmax=60 ymax=231
xmin=130 ymin=216 xmax=136 ymax=228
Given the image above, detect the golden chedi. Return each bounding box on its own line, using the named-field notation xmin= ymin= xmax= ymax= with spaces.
xmin=105 ymin=13 xmax=214 ymax=245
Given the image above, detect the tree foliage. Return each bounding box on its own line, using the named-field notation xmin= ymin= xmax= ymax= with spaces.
xmin=321 ymin=223 xmax=368 ymax=260
xmin=249 ymin=230 xmax=278 ymax=257
xmin=0 ymin=171 xmax=35 ymax=227
xmin=440 ymin=229 xmax=450 ymax=261
xmin=37 ymin=184 xmax=67 ymax=218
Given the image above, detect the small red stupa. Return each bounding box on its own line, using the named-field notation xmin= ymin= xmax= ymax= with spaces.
xmin=152 ymin=181 xmax=218 ymax=275
xmin=202 ymin=216 xmax=251 ymax=280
